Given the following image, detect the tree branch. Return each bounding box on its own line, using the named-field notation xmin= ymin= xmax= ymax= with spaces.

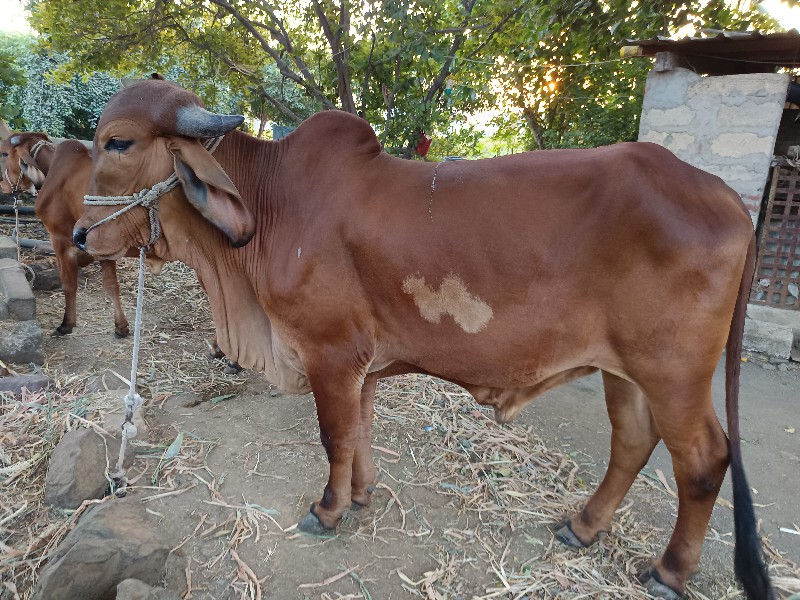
xmin=208 ymin=0 xmax=335 ymax=109
xmin=313 ymin=0 xmax=356 ymax=112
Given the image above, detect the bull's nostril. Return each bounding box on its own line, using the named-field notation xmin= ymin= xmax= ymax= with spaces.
xmin=73 ymin=227 xmax=88 ymax=251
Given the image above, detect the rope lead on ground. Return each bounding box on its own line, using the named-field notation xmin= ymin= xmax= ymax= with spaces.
xmin=110 ymin=247 xmax=148 ymax=497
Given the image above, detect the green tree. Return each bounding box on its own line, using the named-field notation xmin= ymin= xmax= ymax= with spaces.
xmin=16 ymin=49 xmax=119 ymax=138
xmin=487 ymin=0 xmax=780 ymax=150
xmin=29 ymin=0 xmax=526 ymax=152
xmin=0 ymin=33 xmax=33 ymax=128
xmin=26 ymin=0 xmax=786 ymax=153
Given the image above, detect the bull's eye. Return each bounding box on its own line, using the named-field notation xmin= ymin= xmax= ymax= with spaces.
xmin=104 ymin=139 xmax=133 ymax=153
xmin=0 ymin=152 xmax=6 ymax=157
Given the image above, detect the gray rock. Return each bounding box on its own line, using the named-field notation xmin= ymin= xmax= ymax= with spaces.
xmin=761 ymin=363 xmax=777 ymax=370
xmin=116 ymin=579 xmax=181 ymax=600
xmin=0 ymin=236 xmax=16 ymax=259
xmin=0 ymin=258 xmax=36 ymax=320
xmin=778 ymin=362 xmax=790 ymax=372
xmin=29 ymin=265 xmax=62 ymax=291
xmin=0 ymin=319 xmax=44 ymax=364
xmin=31 ymin=498 xmax=186 ymax=600
xmin=0 ymin=374 xmax=51 ymax=394
xmin=44 ymin=429 xmax=135 ymax=509
xmin=743 ymin=319 xmax=793 ymax=360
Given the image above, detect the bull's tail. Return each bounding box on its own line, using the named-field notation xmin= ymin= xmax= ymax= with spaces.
xmin=725 ymin=234 xmax=774 ymax=600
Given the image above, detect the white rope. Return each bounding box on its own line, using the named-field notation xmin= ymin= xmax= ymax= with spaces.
xmin=108 ymin=247 xmax=147 ymax=495
xmin=13 ymin=194 xmax=20 ymax=263
xmin=29 ymin=139 xmax=54 ymax=163
xmin=91 ymin=135 xmax=223 ymax=495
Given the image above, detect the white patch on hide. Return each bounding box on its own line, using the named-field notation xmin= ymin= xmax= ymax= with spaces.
xmin=402 ymin=273 xmax=493 ymax=334
xmin=297 ymin=246 xmax=302 ymax=258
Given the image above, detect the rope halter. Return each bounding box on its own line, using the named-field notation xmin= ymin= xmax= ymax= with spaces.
xmin=4 ymin=165 xmax=23 ymax=195
xmin=83 ymin=135 xmax=223 ymax=249
xmin=28 ymin=139 xmax=55 ymax=163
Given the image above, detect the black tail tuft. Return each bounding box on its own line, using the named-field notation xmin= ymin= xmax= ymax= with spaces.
xmin=726 ymin=234 xmax=774 ymax=600
xmin=731 ymin=457 xmax=774 ymax=600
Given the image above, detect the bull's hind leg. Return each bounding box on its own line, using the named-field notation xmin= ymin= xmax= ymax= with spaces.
xmin=558 ymin=372 xmax=661 ymax=546
xmin=351 ymin=374 xmax=378 ymax=508
xmin=640 ymin=380 xmax=729 ymax=597
xmin=52 ymin=241 xmax=83 ymax=336
xmin=100 ymin=260 xmax=129 ymax=338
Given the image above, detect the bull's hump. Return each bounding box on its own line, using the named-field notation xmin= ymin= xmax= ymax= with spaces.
xmin=296 ymin=111 xmax=382 ymax=156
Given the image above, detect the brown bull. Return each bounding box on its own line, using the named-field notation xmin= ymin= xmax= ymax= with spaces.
xmin=74 ymin=80 xmax=773 ymax=600
xmin=5 ymin=132 xmax=131 ymax=337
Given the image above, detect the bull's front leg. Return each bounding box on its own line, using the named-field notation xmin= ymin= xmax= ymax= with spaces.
xmin=298 ymin=365 xmax=366 ymax=534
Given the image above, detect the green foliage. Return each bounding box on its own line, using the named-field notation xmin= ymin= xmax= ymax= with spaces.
xmin=17 ymin=50 xmax=119 ymax=138
xmin=0 ymin=33 xmax=33 ymax=128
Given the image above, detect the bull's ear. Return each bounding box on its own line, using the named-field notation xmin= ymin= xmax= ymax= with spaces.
xmin=16 ymin=147 xmax=45 ymax=187
xmin=167 ymin=136 xmax=255 ymax=247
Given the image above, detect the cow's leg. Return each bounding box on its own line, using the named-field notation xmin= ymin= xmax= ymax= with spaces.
xmin=298 ymin=371 xmax=363 ymax=534
xmin=207 ymin=339 xmax=242 ymax=374
xmin=52 ymin=241 xmax=80 ymax=336
xmin=558 ymin=372 xmax=661 ymax=546
xmin=100 ymin=260 xmax=129 ymax=338
xmin=638 ymin=381 xmax=729 ymax=597
xmin=351 ymin=374 xmax=378 ymax=508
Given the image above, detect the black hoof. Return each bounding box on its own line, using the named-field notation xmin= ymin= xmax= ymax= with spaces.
xmin=223 ymin=361 xmax=242 ymax=375
xmin=52 ymin=326 xmax=72 ymax=337
xmin=208 ymin=349 xmax=225 ymax=360
xmin=297 ymin=509 xmax=334 ymax=536
xmin=638 ymin=568 xmax=683 ymax=600
xmin=555 ymin=521 xmax=588 ymax=548
xmin=114 ymin=329 xmax=129 ymax=339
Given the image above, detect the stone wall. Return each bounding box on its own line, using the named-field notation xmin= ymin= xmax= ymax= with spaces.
xmin=638 ymin=65 xmax=790 ymax=225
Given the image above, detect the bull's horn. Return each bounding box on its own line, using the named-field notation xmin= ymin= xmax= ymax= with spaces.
xmin=9 ymin=135 xmax=21 ymax=146
xmin=175 ymin=105 xmax=245 ymax=138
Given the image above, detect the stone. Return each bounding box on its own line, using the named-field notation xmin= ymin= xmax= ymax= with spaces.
xmin=792 ymin=347 xmax=800 ymax=363
xmin=31 ymin=498 xmax=186 ymax=600
xmin=778 ymin=362 xmax=790 ymax=372
xmin=0 ymin=374 xmax=51 ymax=394
xmin=116 ymin=579 xmax=181 ymax=600
xmin=29 ymin=265 xmax=62 ymax=291
xmin=44 ymin=429 xmax=135 ymax=509
xmin=0 ymin=320 xmax=44 ymax=364
xmin=0 ymin=236 xmax=16 ymax=259
xmin=761 ymin=363 xmax=777 ymax=370
xmin=0 ymin=258 xmax=36 ymax=320
xmin=743 ymin=319 xmax=794 ymax=360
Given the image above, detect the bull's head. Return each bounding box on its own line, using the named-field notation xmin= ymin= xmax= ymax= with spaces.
xmin=1 ymin=135 xmax=40 ymax=194
xmin=74 ymin=79 xmax=255 ymax=259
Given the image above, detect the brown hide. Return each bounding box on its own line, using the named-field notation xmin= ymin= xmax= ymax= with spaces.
xmin=75 ymin=80 xmax=772 ymax=599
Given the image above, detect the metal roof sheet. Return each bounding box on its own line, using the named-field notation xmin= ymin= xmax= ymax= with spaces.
xmin=622 ymin=30 xmax=800 ymax=74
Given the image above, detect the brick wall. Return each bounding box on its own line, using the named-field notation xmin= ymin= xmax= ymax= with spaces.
xmin=638 ymin=66 xmax=790 ymax=225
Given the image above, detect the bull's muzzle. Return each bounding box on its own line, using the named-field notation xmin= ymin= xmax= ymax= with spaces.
xmin=73 ymin=226 xmax=88 ymax=251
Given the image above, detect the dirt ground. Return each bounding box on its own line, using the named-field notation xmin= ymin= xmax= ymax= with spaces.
xmin=3 ymin=239 xmax=800 ymax=599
